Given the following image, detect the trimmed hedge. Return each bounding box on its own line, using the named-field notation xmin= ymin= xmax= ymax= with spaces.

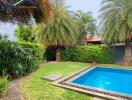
xmin=61 ymin=45 xmax=113 ymax=63
xmin=0 ymin=41 xmax=44 ymax=77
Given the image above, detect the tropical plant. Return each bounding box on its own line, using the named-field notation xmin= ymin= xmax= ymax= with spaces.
xmin=0 ymin=34 xmax=8 ymax=42
xmin=0 ymin=0 xmax=55 ymax=23
xmin=100 ymin=0 xmax=132 ymax=65
xmin=61 ymin=45 xmax=113 ymax=63
xmin=37 ymin=0 xmax=55 ymax=23
xmin=73 ymin=11 xmax=97 ymax=41
xmin=0 ymin=42 xmax=44 ymax=77
xmin=34 ymin=0 xmax=79 ymax=61
xmin=14 ymin=24 xmax=34 ymax=42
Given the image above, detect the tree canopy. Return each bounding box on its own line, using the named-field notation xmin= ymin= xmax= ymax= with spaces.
xmin=100 ymin=0 xmax=132 ymax=44
xmin=73 ymin=10 xmax=97 ymax=41
xmin=34 ymin=0 xmax=80 ymax=61
xmin=0 ymin=0 xmax=55 ymax=23
xmin=34 ymin=0 xmax=79 ymax=48
xmin=100 ymin=0 xmax=132 ymax=65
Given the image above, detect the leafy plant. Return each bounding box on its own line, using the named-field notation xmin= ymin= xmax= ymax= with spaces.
xmin=0 ymin=34 xmax=9 ymax=42
xmin=0 ymin=42 xmax=44 ymax=77
xmin=61 ymin=45 xmax=113 ymax=64
xmin=14 ymin=25 xmax=35 ymax=42
xmin=0 ymin=76 xmax=9 ymax=95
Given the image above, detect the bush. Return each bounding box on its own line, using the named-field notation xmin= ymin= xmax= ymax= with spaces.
xmin=61 ymin=45 xmax=113 ymax=63
xmin=0 ymin=41 xmax=44 ymax=77
xmin=0 ymin=76 xmax=9 ymax=95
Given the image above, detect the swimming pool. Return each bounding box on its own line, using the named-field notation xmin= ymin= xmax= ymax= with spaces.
xmin=53 ymin=66 xmax=132 ymax=99
xmin=71 ymin=67 xmax=132 ymax=95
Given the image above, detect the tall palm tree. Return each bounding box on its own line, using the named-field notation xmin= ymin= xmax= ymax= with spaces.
xmin=73 ymin=11 xmax=97 ymax=41
xmin=34 ymin=0 xmax=55 ymax=23
xmin=34 ymin=0 xmax=79 ymax=61
xmin=100 ymin=0 xmax=132 ymax=65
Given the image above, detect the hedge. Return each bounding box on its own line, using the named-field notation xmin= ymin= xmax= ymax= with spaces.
xmin=0 ymin=41 xmax=44 ymax=77
xmin=61 ymin=45 xmax=113 ymax=63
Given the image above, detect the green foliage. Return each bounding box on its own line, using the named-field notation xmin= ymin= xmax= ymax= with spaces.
xmin=0 ymin=41 xmax=44 ymax=77
xmin=34 ymin=0 xmax=79 ymax=48
xmin=0 ymin=0 xmax=54 ymax=23
xmin=73 ymin=11 xmax=97 ymax=41
xmin=100 ymin=0 xmax=132 ymax=44
xmin=0 ymin=34 xmax=9 ymax=42
xmin=0 ymin=76 xmax=9 ymax=95
xmin=14 ymin=25 xmax=35 ymax=42
xmin=61 ymin=45 xmax=113 ymax=63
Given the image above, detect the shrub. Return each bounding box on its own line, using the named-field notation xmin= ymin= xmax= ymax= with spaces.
xmin=0 ymin=41 xmax=44 ymax=77
xmin=61 ymin=45 xmax=113 ymax=63
xmin=0 ymin=76 xmax=9 ymax=95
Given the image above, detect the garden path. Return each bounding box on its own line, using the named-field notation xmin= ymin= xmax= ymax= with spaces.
xmin=0 ymin=78 xmax=26 ymax=100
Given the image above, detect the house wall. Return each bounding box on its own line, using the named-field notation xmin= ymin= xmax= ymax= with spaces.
xmin=111 ymin=46 xmax=125 ymax=64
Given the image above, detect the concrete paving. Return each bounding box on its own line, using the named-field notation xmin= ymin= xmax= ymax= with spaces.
xmin=42 ymin=74 xmax=64 ymax=82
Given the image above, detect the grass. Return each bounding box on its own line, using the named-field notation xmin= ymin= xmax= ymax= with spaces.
xmin=20 ymin=62 xmax=92 ymax=100
xmin=99 ymin=64 xmax=132 ymax=69
xmin=20 ymin=62 xmax=132 ymax=100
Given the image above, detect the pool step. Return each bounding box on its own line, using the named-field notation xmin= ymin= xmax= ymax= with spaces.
xmin=42 ymin=74 xmax=64 ymax=82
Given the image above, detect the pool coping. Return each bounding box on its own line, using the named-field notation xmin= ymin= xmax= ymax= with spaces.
xmin=52 ymin=66 xmax=132 ymax=100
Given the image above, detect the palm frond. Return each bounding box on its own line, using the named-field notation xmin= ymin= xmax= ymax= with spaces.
xmin=100 ymin=0 xmax=132 ymax=44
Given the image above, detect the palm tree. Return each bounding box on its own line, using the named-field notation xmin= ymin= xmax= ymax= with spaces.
xmin=100 ymin=0 xmax=132 ymax=65
xmin=34 ymin=0 xmax=79 ymax=61
xmin=0 ymin=0 xmax=54 ymax=23
xmin=73 ymin=11 xmax=97 ymax=41
xmin=34 ymin=0 xmax=55 ymax=23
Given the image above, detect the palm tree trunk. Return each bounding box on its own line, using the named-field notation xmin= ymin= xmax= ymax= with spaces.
xmin=56 ymin=47 xmax=61 ymax=62
xmin=124 ymin=41 xmax=132 ymax=65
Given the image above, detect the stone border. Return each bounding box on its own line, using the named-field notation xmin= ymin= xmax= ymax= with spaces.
xmin=42 ymin=74 xmax=64 ymax=82
xmin=52 ymin=66 xmax=132 ymax=100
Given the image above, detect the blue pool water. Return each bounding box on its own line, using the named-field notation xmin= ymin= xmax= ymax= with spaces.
xmin=72 ymin=67 xmax=132 ymax=95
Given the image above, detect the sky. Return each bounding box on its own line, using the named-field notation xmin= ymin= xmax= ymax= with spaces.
xmin=0 ymin=0 xmax=101 ymax=40
xmin=0 ymin=22 xmax=17 ymax=40
xmin=66 ymin=0 xmax=101 ymax=19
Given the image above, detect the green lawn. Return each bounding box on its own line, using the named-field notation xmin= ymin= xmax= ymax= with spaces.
xmin=20 ymin=62 xmax=91 ymax=100
xmin=20 ymin=62 xmax=132 ymax=100
xmin=99 ymin=64 xmax=132 ymax=69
